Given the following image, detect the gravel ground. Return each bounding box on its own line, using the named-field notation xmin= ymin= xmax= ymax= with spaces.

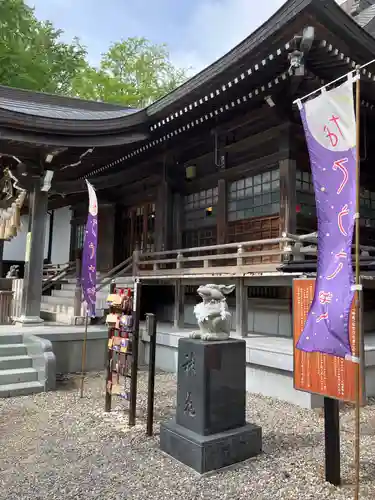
xmin=0 ymin=371 xmax=374 ymax=500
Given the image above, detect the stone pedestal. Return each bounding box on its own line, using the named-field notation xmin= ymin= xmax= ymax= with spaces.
xmin=160 ymin=338 xmax=262 ymax=473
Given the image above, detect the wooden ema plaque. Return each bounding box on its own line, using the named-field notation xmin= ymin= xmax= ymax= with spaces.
xmin=293 ymin=278 xmax=364 ymax=403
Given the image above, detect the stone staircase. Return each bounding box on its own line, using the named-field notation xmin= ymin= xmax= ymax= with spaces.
xmin=41 ymin=278 xmax=111 ymax=324
xmin=0 ymin=333 xmax=43 ymax=397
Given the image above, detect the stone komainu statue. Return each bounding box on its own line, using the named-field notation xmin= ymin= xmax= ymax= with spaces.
xmin=6 ymin=265 xmax=19 ymax=278
xmin=190 ymin=284 xmax=235 ymax=341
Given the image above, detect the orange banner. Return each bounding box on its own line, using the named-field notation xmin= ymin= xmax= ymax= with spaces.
xmin=293 ymin=278 xmax=364 ymax=403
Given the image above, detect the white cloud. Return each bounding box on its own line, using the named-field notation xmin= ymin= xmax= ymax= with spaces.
xmin=170 ymin=0 xmax=286 ymax=75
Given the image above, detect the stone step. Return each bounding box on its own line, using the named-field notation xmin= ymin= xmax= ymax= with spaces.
xmin=0 ymin=344 xmax=27 ymax=356
xmin=0 ymin=380 xmax=44 ymax=398
xmin=41 ymin=302 xmax=75 ymax=313
xmin=40 ymin=309 xmax=84 ymax=325
xmin=41 ymin=308 xmax=104 ymax=324
xmin=0 ymin=355 xmax=32 ymax=370
xmin=42 ymin=295 xmax=74 ymax=306
xmin=61 ymin=282 xmax=110 ymax=292
xmin=41 ymin=300 xmax=106 ymax=316
xmin=0 ymin=333 xmax=23 ymax=344
xmin=0 ymin=367 xmax=38 ymax=385
xmin=51 ymin=289 xmax=109 ymax=299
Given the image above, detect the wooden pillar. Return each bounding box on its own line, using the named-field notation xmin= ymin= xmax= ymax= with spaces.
xmin=17 ymin=180 xmax=48 ymax=325
xmin=279 ymin=158 xmax=297 ymax=235
xmin=172 ymin=193 xmax=183 ymax=249
xmin=279 ymin=125 xmax=297 ymax=236
xmin=174 ymin=280 xmax=185 ymax=328
xmin=155 ymin=180 xmax=173 ymax=252
xmin=97 ymin=203 xmax=116 ymax=272
xmin=235 ymin=278 xmax=248 ymax=337
xmin=46 ymin=210 xmax=54 ymax=263
xmin=0 ymin=241 xmax=4 ymax=278
xmin=217 ymin=179 xmax=227 ymax=244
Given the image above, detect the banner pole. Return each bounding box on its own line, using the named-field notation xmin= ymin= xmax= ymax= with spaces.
xmin=80 ymin=311 xmax=89 ymax=398
xmin=354 ymin=69 xmax=361 ymax=500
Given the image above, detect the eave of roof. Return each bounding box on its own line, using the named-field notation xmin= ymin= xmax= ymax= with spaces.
xmin=146 ymin=0 xmax=375 ymax=118
xmin=0 ymin=84 xmax=146 ymax=135
xmin=354 ymin=4 xmax=375 ymax=27
xmin=1 ymin=0 xmax=375 ymax=140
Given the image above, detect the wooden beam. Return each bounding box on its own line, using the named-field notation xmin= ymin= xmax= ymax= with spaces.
xmin=184 ymin=150 xmax=287 ymax=193
xmin=111 ymin=174 xmax=161 ymax=200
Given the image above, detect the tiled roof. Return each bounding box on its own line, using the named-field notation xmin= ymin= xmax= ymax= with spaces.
xmin=354 ymin=4 xmax=375 ymax=27
xmin=0 ymin=85 xmax=139 ymax=120
xmin=0 ymin=97 xmax=138 ymax=120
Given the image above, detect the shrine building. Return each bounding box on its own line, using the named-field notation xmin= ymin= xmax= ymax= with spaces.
xmin=2 ymin=0 xmax=375 ymax=406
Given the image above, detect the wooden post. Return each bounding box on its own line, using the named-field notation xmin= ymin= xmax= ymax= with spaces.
xmin=324 ymin=397 xmax=341 ymax=486
xmin=279 ymin=125 xmax=297 ymax=237
xmin=235 ymin=278 xmax=248 ymax=337
xmin=0 ymin=241 xmax=4 ymax=278
xmin=17 ymin=180 xmax=48 ymax=325
xmin=132 ymin=249 xmax=140 ymax=277
xmin=129 ymin=279 xmax=141 ymax=427
xmin=172 ymin=193 xmax=183 ymax=249
xmin=174 ymin=280 xmax=185 ymax=328
xmin=155 ymin=180 xmax=173 ymax=252
xmin=217 ymin=179 xmax=227 ymax=245
xmin=279 ymin=157 xmax=297 ymax=236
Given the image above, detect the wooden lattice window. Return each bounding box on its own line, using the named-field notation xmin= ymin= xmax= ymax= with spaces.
xmin=297 ymin=170 xmax=375 ymax=229
xmin=359 ymin=189 xmax=375 ymax=228
xmin=183 ymin=227 xmax=217 ymax=249
xmin=296 ymin=170 xmax=316 ymax=218
xmin=184 ymin=187 xmax=218 ymax=230
xmin=76 ymin=223 xmax=85 ymax=250
xmin=227 ymin=216 xmax=281 ymax=264
xmin=228 ymin=169 xmax=280 ymax=222
xmin=228 ymin=216 xmax=280 ymax=243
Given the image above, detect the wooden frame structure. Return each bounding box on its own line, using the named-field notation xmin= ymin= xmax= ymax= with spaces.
xmin=2 ymin=0 xmax=375 ymax=329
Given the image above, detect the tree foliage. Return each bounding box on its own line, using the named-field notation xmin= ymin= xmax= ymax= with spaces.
xmin=71 ymin=38 xmax=187 ymax=107
xmin=0 ymin=0 xmax=87 ymax=94
xmin=0 ymin=0 xmax=187 ymax=106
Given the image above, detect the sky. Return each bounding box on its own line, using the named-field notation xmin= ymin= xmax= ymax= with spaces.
xmin=27 ymin=0 xmax=287 ymax=76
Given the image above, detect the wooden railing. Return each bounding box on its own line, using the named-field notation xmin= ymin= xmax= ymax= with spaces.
xmin=283 ymin=232 xmax=375 ymax=260
xmin=135 ymin=236 xmax=294 ymax=278
xmin=42 ymin=262 xmax=75 ymax=281
xmin=40 ymin=232 xmax=375 ymax=297
xmin=96 ymin=256 xmax=133 ymax=292
xmin=42 ymin=261 xmax=76 ymax=293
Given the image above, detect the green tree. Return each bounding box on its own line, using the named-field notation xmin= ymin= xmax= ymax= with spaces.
xmin=0 ymin=1 xmax=187 ymax=106
xmin=72 ymin=37 xmax=188 ymax=107
xmin=0 ymin=0 xmax=87 ymax=94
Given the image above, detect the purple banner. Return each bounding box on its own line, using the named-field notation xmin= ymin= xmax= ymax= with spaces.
xmin=81 ymin=180 xmax=98 ymax=317
xmin=297 ymin=80 xmax=357 ymax=359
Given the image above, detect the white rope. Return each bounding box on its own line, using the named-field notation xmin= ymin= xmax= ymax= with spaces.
xmin=293 ymin=58 xmax=375 ymax=105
